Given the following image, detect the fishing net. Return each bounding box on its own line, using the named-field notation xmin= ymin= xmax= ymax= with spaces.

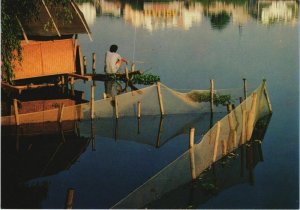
xmin=1 ymin=82 xmax=244 ymax=126
xmin=112 ymin=81 xmax=272 ymax=208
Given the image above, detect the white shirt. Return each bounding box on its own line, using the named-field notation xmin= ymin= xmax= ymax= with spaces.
xmin=105 ymin=51 xmax=122 ymax=74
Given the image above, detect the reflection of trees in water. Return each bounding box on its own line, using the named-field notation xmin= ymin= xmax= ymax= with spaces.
xmin=209 ymin=11 xmax=231 ymax=30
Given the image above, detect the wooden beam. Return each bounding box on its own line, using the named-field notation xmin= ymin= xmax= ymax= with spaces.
xmin=13 ymin=99 xmax=20 ymax=125
xmin=157 ymin=82 xmax=164 ymax=116
xmin=42 ymin=0 xmax=61 ymax=37
xmin=16 ymin=16 xmax=29 ymax=43
xmin=213 ymin=121 xmax=221 ymax=162
xmin=86 ymin=70 xmax=143 ymax=81
xmin=70 ymin=0 xmax=93 ymax=41
xmin=68 ymin=73 xmax=91 ymax=81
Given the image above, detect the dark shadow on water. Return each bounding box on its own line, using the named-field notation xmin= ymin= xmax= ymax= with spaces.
xmin=1 ymin=122 xmax=90 ymax=209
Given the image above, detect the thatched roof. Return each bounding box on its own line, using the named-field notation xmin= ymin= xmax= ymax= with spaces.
xmin=17 ymin=0 xmax=91 ymax=38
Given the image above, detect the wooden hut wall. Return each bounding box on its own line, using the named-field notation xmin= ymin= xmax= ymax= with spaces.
xmin=13 ymin=39 xmax=76 ymax=80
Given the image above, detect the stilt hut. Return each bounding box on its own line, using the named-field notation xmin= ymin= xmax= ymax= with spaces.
xmin=2 ymin=0 xmax=92 ymax=93
xmin=1 ymin=0 xmax=92 ymax=119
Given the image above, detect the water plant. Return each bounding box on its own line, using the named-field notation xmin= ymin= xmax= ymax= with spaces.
xmin=187 ymin=91 xmax=232 ymax=106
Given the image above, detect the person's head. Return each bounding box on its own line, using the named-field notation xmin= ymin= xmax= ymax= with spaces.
xmin=109 ymin=44 xmax=118 ymax=53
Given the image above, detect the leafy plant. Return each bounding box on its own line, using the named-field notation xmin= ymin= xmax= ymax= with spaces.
xmin=1 ymin=0 xmax=72 ymax=84
xmin=187 ymin=91 xmax=232 ymax=106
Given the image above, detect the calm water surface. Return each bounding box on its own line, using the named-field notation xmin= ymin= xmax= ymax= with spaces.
xmin=2 ymin=0 xmax=299 ymax=208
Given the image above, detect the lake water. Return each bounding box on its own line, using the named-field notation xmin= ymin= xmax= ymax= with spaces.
xmin=2 ymin=0 xmax=299 ymax=208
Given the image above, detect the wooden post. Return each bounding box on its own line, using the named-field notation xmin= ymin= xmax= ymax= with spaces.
xmin=103 ymin=93 xmax=107 ymax=99
xmin=91 ymin=85 xmax=95 ymax=120
xmin=262 ymin=79 xmax=272 ymax=113
xmin=78 ymin=46 xmax=84 ymax=76
xmin=189 ymin=127 xmax=195 ymax=148
xmin=125 ymin=67 xmax=129 ymax=81
xmin=13 ymin=99 xmax=20 ymax=125
xmin=213 ymin=121 xmax=221 ymax=162
xmin=65 ymin=188 xmax=75 ymax=209
xmin=227 ymin=104 xmax=234 ymax=130
xmin=157 ymin=82 xmax=164 ymax=116
xmin=243 ymin=78 xmax=247 ymax=100
xmin=137 ymin=101 xmax=141 ymax=119
xmin=240 ymin=110 xmax=247 ymax=145
xmin=70 ymin=77 xmax=75 ymax=96
xmin=83 ymin=56 xmax=87 ymax=75
xmin=247 ymin=93 xmax=257 ymax=141
xmin=131 ymin=63 xmax=135 ymax=72
xmin=239 ymin=97 xmax=243 ymax=104
xmin=114 ymin=118 xmax=119 ymax=141
xmin=156 ymin=117 xmax=163 ymax=148
xmin=189 ymin=148 xmax=196 ymax=181
xmin=58 ymin=104 xmax=65 ymax=123
xmin=42 ymin=0 xmax=61 ymax=37
xmin=115 ymin=96 xmax=119 ymax=119
xmin=210 ymin=79 xmax=214 ymax=112
xmin=92 ymin=52 xmax=96 ymax=74
xmin=222 ymin=140 xmax=227 ymax=156
xmin=91 ymin=120 xmax=96 ymax=151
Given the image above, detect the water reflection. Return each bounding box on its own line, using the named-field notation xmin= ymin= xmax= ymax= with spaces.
xmin=1 ymin=122 xmax=89 ymax=208
xmin=113 ymin=114 xmax=272 ymax=208
xmin=76 ymin=0 xmax=298 ymax=31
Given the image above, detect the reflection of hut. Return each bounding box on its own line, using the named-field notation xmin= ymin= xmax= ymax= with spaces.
xmin=2 ymin=0 xmax=92 ymax=93
xmin=1 ymin=122 xmax=90 ymax=208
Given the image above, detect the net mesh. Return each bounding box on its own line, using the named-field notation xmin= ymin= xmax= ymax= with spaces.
xmin=2 ymin=82 xmax=240 ymax=126
xmin=112 ymin=81 xmax=272 ymax=208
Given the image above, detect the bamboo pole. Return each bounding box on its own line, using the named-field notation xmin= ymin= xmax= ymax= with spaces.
xmin=91 ymin=120 xmax=96 ymax=151
xmin=114 ymin=118 xmax=119 ymax=141
xmin=131 ymin=63 xmax=135 ymax=72
xmin=78 ymin=46 xmax=84 ymax=76
xmin=156 ymin=117 xmax=163 ymax=148
xmin=262 ymin=79 xmax=272 ymax=113
xmin=227 ymin=104 xmax=235 ymax=130
xmin=156 ymin=82 xmax=165 ymax=116
xmin=42 ymin=0 xmax=61 ymax=37
xmin=222 ymin=140 xmax=227 ymax=156
xmin=103 ymin=93 xmax=107 ymax=99
xmin=246 ymin=93 xmax=257 ymax=141
xmin=243 ymin=78 xmax=247 ymax=100
xmin=13 ymin=99 xmax=20 ymax=125
xmin=16 ymin=16 xmax=29 ymax=43
xmin=91 ymin=85 xmax=95 ymax=120
xmin=70 ymin=77 xmax=75 ymax=96
xmin=92 ymin=52 xmax=96 ymax=75
xmin=137 ymin=101 xmax=141 ymax=119
xmin=65 ymin=188 xmax=75 ymax=209
xmin=240 ymin=110 xmax=247 ymax=145
xmin=189 ymin=148 xmax=196 ymax=181
xmin=213 ymin=121 xmax=221 ymax=162
xmin=115 ymin=96 xmax=119 ymax=119
xmin=210 ymin=79 xmax=214 ymax=112
xmin=83 ymin=56 xmax=87 ymax=75
xmin=189 ymin=127 xmax=195 ymax=148
xmin=70 ymin=0 xmax=93 ymax=41
xmin=58 ymin=104 xmax=65 ymax=123
xmin=125 ymin=67 xmax=129 ymax=81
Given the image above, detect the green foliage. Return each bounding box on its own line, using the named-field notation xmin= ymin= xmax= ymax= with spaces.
xmin=1 ymin=0 xmax=72 ymax=84
xmin=130 ymin=74 xmax=160 ymax=85
xmin=187 ymin=91 xmax=232 ymax=106
xmin=107 ymin=73 xmax=160 ymax=85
